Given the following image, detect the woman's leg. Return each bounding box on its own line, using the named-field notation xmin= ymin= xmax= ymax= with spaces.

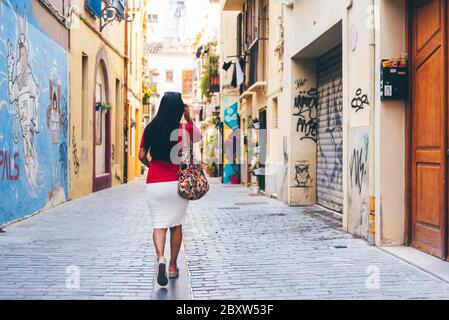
xmin=169 ymin=225 xmax=183 ymax=271
xmin=153 ymin=228 xmax=168 ymax=261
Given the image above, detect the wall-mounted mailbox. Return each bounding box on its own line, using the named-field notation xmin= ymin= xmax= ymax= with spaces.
xmin=380 ymin=58 xmax=408 ymax=101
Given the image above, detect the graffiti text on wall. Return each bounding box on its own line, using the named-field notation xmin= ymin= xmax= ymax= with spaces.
xmin=0 ymin=150 xmax=20 ymax=181
xmin=293 ymin=80 xmax=318 ymax=142
xmin=295 ymin=78 xmax=307 ymax=89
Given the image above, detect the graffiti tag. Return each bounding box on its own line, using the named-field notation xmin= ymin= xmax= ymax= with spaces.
xmin=351 ymin=88 xmax=369 ymax=113
xmin=72 ymin=126 xmax=80 ymax=176
xmin=294 ymin=78 xmax=307 ymax=90
xmin=349 ymin=137 xmax=369 ymax=195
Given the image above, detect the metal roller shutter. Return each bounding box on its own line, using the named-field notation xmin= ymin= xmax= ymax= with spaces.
xmin=316 ymin=44 xmax=343 ymax=213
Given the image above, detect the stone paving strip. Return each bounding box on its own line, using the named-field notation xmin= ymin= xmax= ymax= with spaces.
xmin=184 ymin=183 xmax=449 ymax=300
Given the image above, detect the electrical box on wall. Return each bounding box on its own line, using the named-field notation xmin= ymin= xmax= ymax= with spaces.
xmin=380 ymin=58 xmax=408 ymax=100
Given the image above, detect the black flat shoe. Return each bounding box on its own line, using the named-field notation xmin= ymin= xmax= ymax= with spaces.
xmin=156 ymin=259 xmax=168 ymax=286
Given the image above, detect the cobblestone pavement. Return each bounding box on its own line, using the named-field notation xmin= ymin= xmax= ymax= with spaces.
xmin=0 ymin=180 xmax=155 ymax=300
xmin=184 ymin=183 xmax=449 ymax=300
xmin=1 ymin=178 xmax=449 ymax=300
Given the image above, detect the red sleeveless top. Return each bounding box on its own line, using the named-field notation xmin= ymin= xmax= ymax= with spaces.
xmin=140 ymin=123 xmax=201 ymax=184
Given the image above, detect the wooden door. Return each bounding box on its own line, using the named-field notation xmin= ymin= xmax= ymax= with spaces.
xmin=410 ymin=0 xmax=448 ymax=258
xmin=93 ymin=62 xmax=111 ymax=192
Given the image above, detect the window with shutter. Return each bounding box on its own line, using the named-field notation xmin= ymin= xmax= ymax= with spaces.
xmin=86 ymin=0 xmax=101 ymax=17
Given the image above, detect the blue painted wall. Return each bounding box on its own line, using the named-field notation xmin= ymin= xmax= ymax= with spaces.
xmin=0 ymin=1 xmax=68 ymax=225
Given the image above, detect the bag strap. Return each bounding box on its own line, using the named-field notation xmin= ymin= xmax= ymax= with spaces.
xmin=181 ymin=123 xmax=194 ymax=165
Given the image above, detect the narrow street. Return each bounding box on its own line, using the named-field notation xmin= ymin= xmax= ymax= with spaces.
xmin=1 ymin=179 xmax=449 ymax=300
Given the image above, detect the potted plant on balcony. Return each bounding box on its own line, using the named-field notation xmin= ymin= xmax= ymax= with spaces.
xmin=206 ymin=162 xmax=218 ymax=178
xmin=250 ymin=182 xmax=260 ymax=194
xmin=253 ymin=144 xmax=261 ymax=155
xmin=248 ymin=118 xmax=260 ymax=129
xmin=230 ymin=160 xmax=239 ymax=184
xmin=200 ymin=42 xmax=219 ymax=98
xmin=96 ymin=102 xmax=112 ymax=114
xmin=251 ymin=161 xmax=264 ymax=176
xmin=142 ymin=88 xmax=152 ymax=105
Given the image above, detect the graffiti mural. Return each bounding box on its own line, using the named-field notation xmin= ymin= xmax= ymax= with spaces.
xmin=223 ymin=101 xmax=240 ymax=184
xmin=0 ymin=3 xmax=68 ymax=225
xmin=6 ymin=9 xmax=41 ymax=193
xmin=293 ymin=160 xmax=313 ymax=188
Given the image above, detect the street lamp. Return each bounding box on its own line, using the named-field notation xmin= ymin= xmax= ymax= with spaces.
xmin=100 ymin=0 xmax=141 ymax=32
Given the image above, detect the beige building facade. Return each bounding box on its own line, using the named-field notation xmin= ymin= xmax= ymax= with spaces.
xmin=282 ymin=0 xmax=407 ymax=247
xmin=222 ymin=0 xmax=449 ymax=261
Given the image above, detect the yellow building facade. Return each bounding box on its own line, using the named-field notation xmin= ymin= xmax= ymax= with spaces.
xmin=126 ymin=1 xmax=147 ymax=182
xmin=68 ymin=1 xmax=126 ymax=198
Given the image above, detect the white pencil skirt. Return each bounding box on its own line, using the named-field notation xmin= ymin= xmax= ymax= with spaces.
xmin=145 ymin=181 xmax=190 ymax=229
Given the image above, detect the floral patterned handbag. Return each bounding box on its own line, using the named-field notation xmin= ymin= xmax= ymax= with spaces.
xmin=177 ymin=124 xmax=209 ymax=201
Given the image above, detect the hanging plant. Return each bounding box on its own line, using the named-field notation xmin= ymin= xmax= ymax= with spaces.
xmin=248 ymin=118 xmax=260 ymax=129
xmin=96 ymin=102 xmax=112 ymax=113
xmin=142 ymin=88 xmax=152 ymax=105
xmin=200 ymin=70 xmax=211 ymax=98
xmin=200 ymin=41 xmax=220 ymax=98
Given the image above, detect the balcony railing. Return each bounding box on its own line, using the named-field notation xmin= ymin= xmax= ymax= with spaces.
xmin=236 ymin=0 xmax=267 ymax=94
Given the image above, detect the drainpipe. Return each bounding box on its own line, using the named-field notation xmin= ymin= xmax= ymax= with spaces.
xmin=368 ymin=0 xmax=376 ymax=246
xmin=124 ymin=11 xmax=129 ymax=184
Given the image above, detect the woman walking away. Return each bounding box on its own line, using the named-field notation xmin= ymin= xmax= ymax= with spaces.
xmin=139 ymin=92 xmax=201 ymax=287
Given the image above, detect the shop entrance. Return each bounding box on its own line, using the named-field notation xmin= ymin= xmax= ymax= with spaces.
xmin=316 ymin=44 xmax=343 ymax=213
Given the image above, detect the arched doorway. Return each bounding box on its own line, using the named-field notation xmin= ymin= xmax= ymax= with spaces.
xmin=93 ymin=55 xmax=112 ymax=192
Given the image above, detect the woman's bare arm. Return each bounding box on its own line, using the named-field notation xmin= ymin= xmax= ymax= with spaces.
xmin=139 ymin=148 xmax=150 ymax=167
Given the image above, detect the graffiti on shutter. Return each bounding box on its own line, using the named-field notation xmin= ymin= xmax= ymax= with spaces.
xmin=316 ymin=44 xmax=343 ymax=213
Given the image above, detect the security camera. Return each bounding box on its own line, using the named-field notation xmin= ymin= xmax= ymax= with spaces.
xmin=282 ymin=0 xmax=294 ymax=9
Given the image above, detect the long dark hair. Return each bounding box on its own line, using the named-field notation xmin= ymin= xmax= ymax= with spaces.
xmin=143 ymin=92 xmax=185 ymax=162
